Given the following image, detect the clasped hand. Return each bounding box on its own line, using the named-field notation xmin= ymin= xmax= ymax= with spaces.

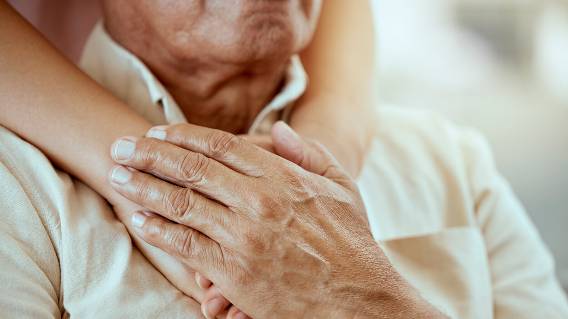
xmin=109 ymin=122 xmax=442 ymax=319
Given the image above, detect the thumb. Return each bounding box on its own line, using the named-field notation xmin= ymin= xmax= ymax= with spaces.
xmin=271 ymin=121 xmax=345 ymax=180
xmin=239 ymin=134 xmax=274 ymax=153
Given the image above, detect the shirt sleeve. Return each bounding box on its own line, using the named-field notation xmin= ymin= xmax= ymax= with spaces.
xmin=460 ymin=129 xmax=568 ymax=318
xmin=0 ymin=161 xmax=62 ymax=318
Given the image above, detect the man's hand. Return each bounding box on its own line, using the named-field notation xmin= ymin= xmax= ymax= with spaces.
xmin=201 ymin=122 xmax=366 ymax=318
xmin=109 ymin=122 xmax=446 ymax=319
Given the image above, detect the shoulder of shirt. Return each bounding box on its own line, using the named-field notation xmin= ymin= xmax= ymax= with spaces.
xmin=0 ymin=126 xmax=48 ymax=176
xmin=0 ymin=125 xmax=69 ymax=200
xmin=0 ymin=126 xmax=67 ymax=239
xmin=360 ymin=106 xmax=500 ymax=239
xmin=370 ymin=105 xmax=495 ymax=171
xmin=369 ymin=105 xmax=500 ymax=192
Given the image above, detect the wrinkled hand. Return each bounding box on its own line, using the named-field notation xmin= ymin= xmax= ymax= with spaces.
xmin=108 ymin=126 xmax=317 ymax=319
xmin=201 ymin=127 xmax=357 ymax=319
xmin=109 ymin=122 xmax=445 ymax=319
xmin=194 ymin=130 xmax=311 ymax=319
xmin=109 ymin=128 xmax=303 ymax=319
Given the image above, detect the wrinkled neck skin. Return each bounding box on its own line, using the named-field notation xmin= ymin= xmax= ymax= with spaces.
xmin=102 ymin=0 xmax=322 ymax=133
xmin=101 ymin=0 xmax=321 ymax=133
xmin=153 ymin=52 xmax=288 ymax=134
xmin=105 ymin=23 xmax=290 ymax=135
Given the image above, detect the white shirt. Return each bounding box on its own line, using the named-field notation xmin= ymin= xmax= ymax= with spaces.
xmin=0 ymin=21 xmax=566 ymax=318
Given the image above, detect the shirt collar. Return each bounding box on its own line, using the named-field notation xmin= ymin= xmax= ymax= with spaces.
xmin=80 ymin=21 xmax=308 ymax=134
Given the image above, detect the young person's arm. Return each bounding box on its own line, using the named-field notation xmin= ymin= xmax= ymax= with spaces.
xmin=1 ymin=0 xmax=376 ymax=199
xmin=0 ymin=1 xmax=213 ymax=311
xmin=294 ymin=0 xmax=376 ymax=178
xmin=0 ymin=1 xmax=150 ymax=202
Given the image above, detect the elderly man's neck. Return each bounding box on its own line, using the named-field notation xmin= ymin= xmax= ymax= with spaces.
xmin=147 ymin=54 xmax=287 ymax=134
xmin=106 ymin=25 xmax=288 ymax=134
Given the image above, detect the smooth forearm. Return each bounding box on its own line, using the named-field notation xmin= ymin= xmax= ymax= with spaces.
xmin=0 ymin=2 xmax=151 ymax=202
xmin=294 ymin=0 xmax=376 ymax=178
xmin=0 ymin=7 xmax=205 ymax=301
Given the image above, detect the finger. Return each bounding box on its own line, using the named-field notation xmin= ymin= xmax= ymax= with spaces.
xmin=239 ymin=134 xmax=274 ymax=153
xmin=146 ymin=124 xmax=273 ymax=177
xmin=195 ymin=272 xmax=212 ymax=289
xmin=131 ymin=211 xmax=226 ymax=278
xmin=111 ymin=136 xmax=250 ymax=206
xmin=109 ymin=165 xmax=239 ymax=245
xmin=201 ymin=286 xmax=231 ymax=319
xmin=271 ymin=121 xmax=350 ymax=184
xmin=227 ymin=306 xmax=250 ymax=319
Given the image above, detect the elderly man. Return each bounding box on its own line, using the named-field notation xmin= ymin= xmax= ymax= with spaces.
xmin=0 ymin=0 xmax=567 ymax=318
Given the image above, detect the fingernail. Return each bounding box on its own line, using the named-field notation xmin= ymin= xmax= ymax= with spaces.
xmin=274 ymin=121 xmax=301 ymax=148
xmin=112 ymin=138 xmax=136 ymax=160
xmin=132 ymin=211 xmax=147 ymax=228
xmin=142 ymin=211 xmax=156 ymax=217
xmin=205 ymin=298 xmax=226 ymax=319
xmin=276 ymin=121 xmax=297 ymax=136
xmin=110 ymin=166 xmax=132 ymax=184
xmin=195 ymin=272 xmax=212 ymax=289
xmin=195 ymin=272 xmax=204 ymax=288
xmin=146 ymin=127 xmax=167 ymax=140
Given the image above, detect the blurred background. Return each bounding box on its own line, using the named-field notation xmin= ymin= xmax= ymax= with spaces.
xmin=9 ymin=0 xmax=568 ymax=293
xmin=371 ymin=0 xmax=568 ymax=293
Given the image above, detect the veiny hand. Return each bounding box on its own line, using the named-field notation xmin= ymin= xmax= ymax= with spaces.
xmin=199 ymin=129 xmax=356 ymax=319
xmin=186 ymin=133 xmax=275 ymax=319
xmin=109 ymin=130 xmax=304 ymax=319
xmin=109 ymin=122 xmax=446 ymax=319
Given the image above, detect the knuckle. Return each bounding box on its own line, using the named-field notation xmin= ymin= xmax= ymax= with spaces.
xmin=169 ymin=228 xmax=197 ymax=258
xmin=135 ymin=138 xmax=160 ymax=170
xmin=280 ymin=170 xmax=315 ymax=201
xmin=163 ymin=188 xmax=197 ymax=221
xmin=283 ymin=169 xmax=307 ymax=190
xmin=207 ymin=131 xmax=239 ymax=158
xmin=179 ymin=153 xmax=210 ymax=185
xmin=133 ymin=178 xmax=153 ymax=202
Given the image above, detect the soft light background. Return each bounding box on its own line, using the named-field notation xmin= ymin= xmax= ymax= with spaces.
xmin=371 ymin=0 xmax=568 ymax=293
xmin=9 ymin=0 xmax=568 ymax=292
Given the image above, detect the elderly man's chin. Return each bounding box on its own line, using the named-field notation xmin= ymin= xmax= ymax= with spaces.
xmin=209 ymin=22 xmax=302 ymax=65
xmin=196 ymin=5 xmax=319 ymax=65
xmin=104 ymin=0 xmax=320 ymax=70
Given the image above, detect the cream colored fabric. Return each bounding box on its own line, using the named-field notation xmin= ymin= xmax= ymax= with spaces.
xmin=0 ymin=127 xmax=203 ymax=318
xmin=0 ymin=22 xmax=566 ymax=318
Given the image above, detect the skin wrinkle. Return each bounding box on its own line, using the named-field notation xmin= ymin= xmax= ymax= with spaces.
xmin=123 ymin=125 xmax=444 ymax=316
xmin=110 ymin=123 xmax=448 ymax=318
xmin=160 ymin=128 xmax=266 ymax=176
xmin=102 ymin=0 xmax=320 ymax=134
